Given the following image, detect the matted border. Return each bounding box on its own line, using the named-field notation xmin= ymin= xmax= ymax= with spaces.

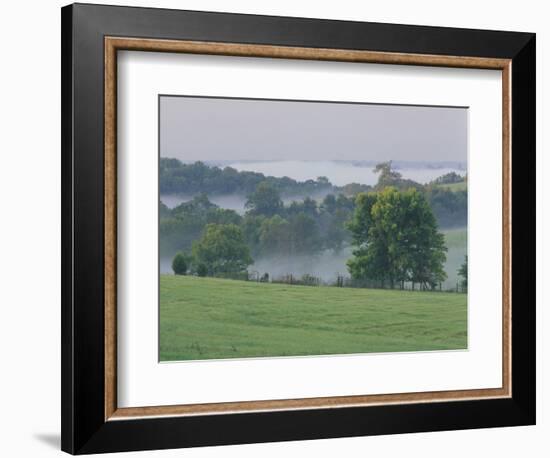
xmin=104 ymin=37 xmax=512 ymax=421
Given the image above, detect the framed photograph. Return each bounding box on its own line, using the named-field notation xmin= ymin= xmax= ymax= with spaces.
xmin=61 ymin=3 xmax=536 ymax=454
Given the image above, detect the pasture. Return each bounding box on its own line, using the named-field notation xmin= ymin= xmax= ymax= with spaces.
xmin=437 ymin=180 xmax=467 ymax=192
xmin=160 ymin=275 xmax=467 ymax=361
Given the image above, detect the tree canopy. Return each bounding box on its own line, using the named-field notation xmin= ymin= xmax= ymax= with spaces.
xmin=191 ymin=223 xmax=253 ymax=276
xmin=373 ymin=161 xmax=422 ymax=191
xmin=347 ymin=187 xmax=447 ymax=289
xmin=160 ymin=158 xmax=332 ymax=196
xmin=160 ymin=194 xmax=243 ymax=257
xmin=245 ymin=182 xmax=284 ymax=217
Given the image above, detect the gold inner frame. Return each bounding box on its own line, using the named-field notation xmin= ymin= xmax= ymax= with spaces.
xmin=104 ymin=37 xmax=512 ymax=421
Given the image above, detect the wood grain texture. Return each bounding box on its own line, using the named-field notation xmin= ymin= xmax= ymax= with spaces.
xmin=104 ymin=39 xmax=117 ymax=420
xmin=502 ymin=62 xmax=512 ymax=398
xmin=106 ymin=37 xmax=510 ymax=69
xmin=104 ymin=36 xmax=512 ymax=420
xmin=109 ymin=387 xmax=510 ymax=420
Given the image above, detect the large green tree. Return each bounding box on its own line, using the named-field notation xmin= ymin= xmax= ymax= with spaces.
xmin=347 ymin=187 xmax=447 ymax=289
xmin=191 ymin=224 xmax=253 ymax=276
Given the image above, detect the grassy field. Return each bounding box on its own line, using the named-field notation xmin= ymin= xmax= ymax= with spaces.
xmin=437 ymin=181 xmax=467 ymax=192
xmin=160 ymin=275 xmax=467 ymax=361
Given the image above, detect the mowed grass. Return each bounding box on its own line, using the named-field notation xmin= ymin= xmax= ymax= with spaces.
xmin=160 ymin=275 xmax=467 ymax=361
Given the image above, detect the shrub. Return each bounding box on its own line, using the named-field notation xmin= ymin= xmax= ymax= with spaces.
xmin=196 ymin=263 xmax=208 ymax=277
xmin=172 ymin=252 xmax=188 ymax=275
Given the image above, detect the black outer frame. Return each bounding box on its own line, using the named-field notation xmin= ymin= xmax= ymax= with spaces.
xmin=61 ymin=3 xmax=536 ymax=454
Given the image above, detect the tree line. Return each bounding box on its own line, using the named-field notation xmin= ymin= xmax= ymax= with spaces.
xmin=162 ymin=162 xmax=468 ymax=290
xmin=161 ymin=185 xmax=354 ymax=263
xmin=160 ymin=158 xmax=332 ymax=197
xmin=160 ymin=159 xmax=467 ymax=228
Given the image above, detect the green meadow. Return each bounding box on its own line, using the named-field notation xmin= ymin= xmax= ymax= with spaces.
xmin=437 ymin=180 xmax=467 ymax=192
xmin=159 ymin=275 xmax=467 ymax=361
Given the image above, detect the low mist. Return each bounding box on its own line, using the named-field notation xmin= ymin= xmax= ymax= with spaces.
xmin=161 ymin=190 xmax=333 ymax=212
xmin=250 ymin=249 xmax=354 ymax=283
xmin=161 ymin=193 xmax=249 ymax=212
xmin=161 ymin=228 xmax=465 ymax=290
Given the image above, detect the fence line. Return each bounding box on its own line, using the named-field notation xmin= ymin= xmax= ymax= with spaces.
xmin=246 ymin=270 xmax=467 ymax=293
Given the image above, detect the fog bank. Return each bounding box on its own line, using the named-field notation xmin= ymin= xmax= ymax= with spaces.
xmin=160 ymin=226 xmax=466 ymax=290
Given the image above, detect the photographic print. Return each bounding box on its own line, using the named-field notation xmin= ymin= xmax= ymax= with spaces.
xmin=62 ymin=7 xmax=535 ymax=451
xmin=159 ymin=95 xmax=468 ymax=362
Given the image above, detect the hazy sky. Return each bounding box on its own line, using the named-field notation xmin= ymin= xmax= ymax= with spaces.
xmin=160 ymin=96 xmax=467 ymax=163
